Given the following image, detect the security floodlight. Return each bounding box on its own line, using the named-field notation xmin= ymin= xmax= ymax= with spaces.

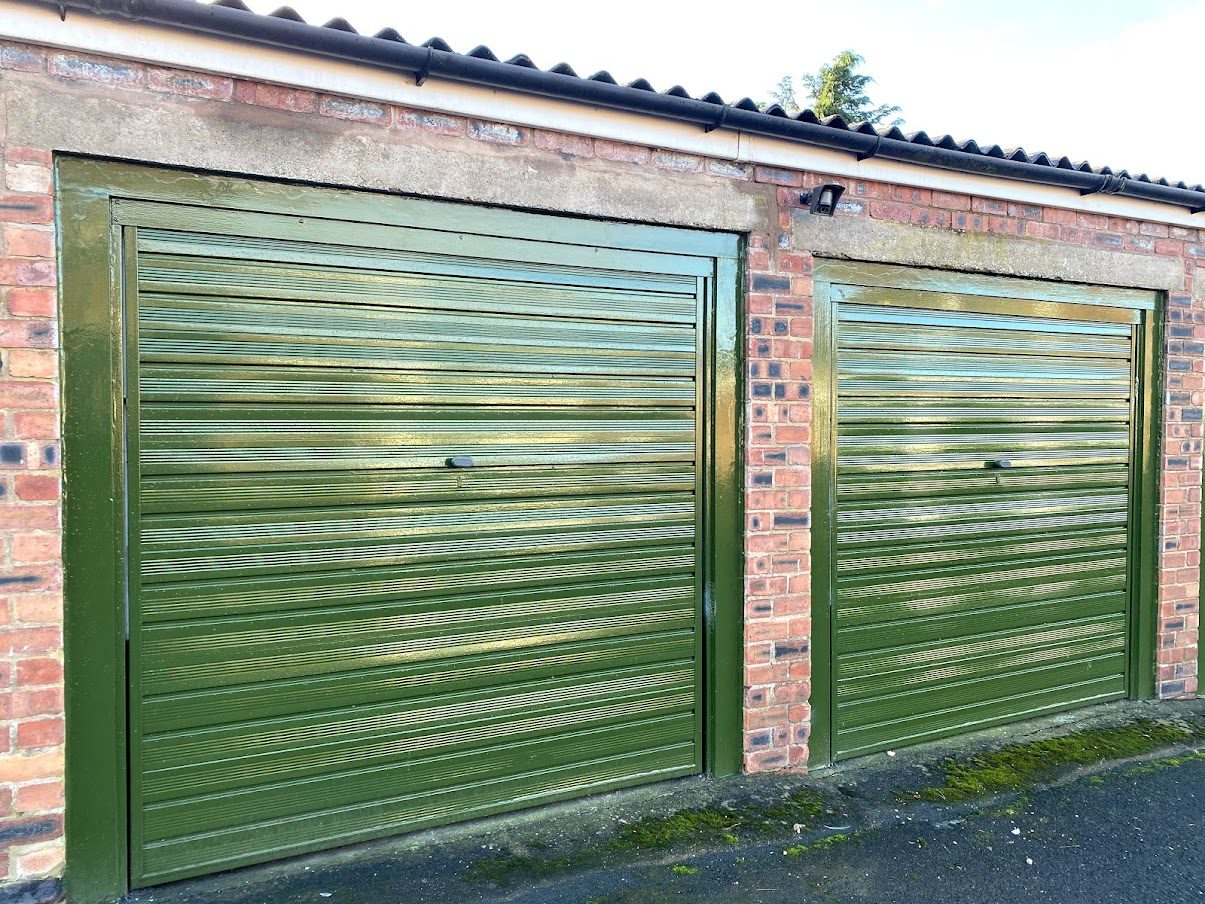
xmin=800 ymin=183 xmax=846 ymax=216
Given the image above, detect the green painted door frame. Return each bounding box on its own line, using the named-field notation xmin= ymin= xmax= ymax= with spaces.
xmin=809 ymin=259 xmax=1163 ymax=767
xmin=57 ymin=156 xmax=744 ymax=903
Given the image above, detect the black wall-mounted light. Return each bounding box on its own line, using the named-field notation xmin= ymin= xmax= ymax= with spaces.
xmin=800 ymin=183 xmax=846 ymax=216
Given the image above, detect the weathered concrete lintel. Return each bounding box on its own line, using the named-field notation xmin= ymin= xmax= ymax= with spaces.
xmin=3 ymin=76 xmax=768 ymax=232
xmin=792 ymin=210 xmax=1186 ymax=292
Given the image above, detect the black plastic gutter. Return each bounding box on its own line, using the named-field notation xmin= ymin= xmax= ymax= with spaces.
xmin=53 ymin=0 xmax=1205 ymax=214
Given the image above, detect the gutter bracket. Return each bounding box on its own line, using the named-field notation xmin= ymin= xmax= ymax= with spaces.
xmin=856 ymin=134 xmax=882 ymax=162
xmin=1081 ymin=174 xmax=1128 ymax=197
xmin=415 ymin=45 xmax=433 ymax=87
xmin=704 ymin=104 xmax=728 ymax=134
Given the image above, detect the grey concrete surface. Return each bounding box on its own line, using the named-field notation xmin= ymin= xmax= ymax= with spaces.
xmin=791 ymin=204 xmax=1186 ymax=290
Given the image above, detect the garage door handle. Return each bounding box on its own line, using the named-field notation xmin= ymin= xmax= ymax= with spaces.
xmin=985 ymin=459 xmax=1012 ymax=469
xmin=446 ymin=456 xmax=475 ymax=468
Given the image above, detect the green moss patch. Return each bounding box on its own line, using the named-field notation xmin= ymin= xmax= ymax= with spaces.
xmin=465 ymin=786 xmax=838 ymax=886
xmin=464 ymin=851 xmax=580 ymax=886
xmin=783 ymin=829 xmax=868 ymax=857
xmin=907 ymin=718 xmax=1195 ymax=803
xmin=610 ymin=788 xmax=830 ymax=853
xmin=1122 ymin=749 xmax=1205 ymax=777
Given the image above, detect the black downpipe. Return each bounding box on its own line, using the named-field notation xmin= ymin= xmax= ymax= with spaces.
xmin=54 ymin=0 xmax=1205 ymax=214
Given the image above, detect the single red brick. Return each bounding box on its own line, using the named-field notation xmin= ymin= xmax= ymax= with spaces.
xmin=13 ymin=475 xmax=58 ymax=502
xmin=594 ymin=139 xmax=651 ymax=164
xmin=11 ymin=687 xmax=63 ymax=719
xmin=1 ymin=45 xmax=46 ymax=72
xmin=50 ymin=52 xmax=143 ymax=86
xmin=14 ymin=845 xmax=63 ymax=878
xmin=754 ymin=166 xmax=802 ymax=187
xmin=318 ymin=95 xmax=391 ymax=125
xmin=4 ymin=164 xmax=51 ymax=195
xmin=14 ymin=780 xmax=64 ymax=813
xmin=12 ymin=533 xmax=60 ymax=565
xmin=5 ymin=148 xmax=53 ymax=166
xmin=1043 ymin=207 xmax=1077 ymax=226
xmin=0 ymin=381 xmax=56 ymax=407
xmin=0 ymin=631 xmax=61 ymax=660
xmin=12 ymin=412 xmax=58 ymax=440
xmin=652 ymin=150 xmax=702 ymax=173
xmin=971 ymin=197 xmax=1008 ymax=215
xmin=0 ymin=314 xmax=57 ymax=346
xmin=1076 ymin=211 xmax=1110 ymax=230
xmin=0 ymin=259 xmax=56 ymax=287
xmin=911 ymin=208 xmax=951 ymax=228
xmin=1025 ymin=220 xmax=1062 ymax=240
xmin=16 ymin=719 xmax=64 ymax=752
xmin=869 ymin=200 xmax=912 ymax=223
xmin=0 ymin=194 xmax=52 ymax=224
xmin=233 ymin=81 xmax=317 ymax=113
xmin=744 ymin=747 xmax=789 ymax=772
xmin=15 ymin=658 xmax=62 ymax=687
xmin=146 ymin=66 xmax=234 ymax=100
xmin=467 ymin=120 xmax=528 ymax=145
xmin=1008 ymin=202 xmax=1044 ymax=219
xmin=989 ymin=216 xmax=1025 ymax=237
xmin=6 ymin=349 xmax=56 ymax=379
xmin=5 ymin=288 xmax=55 ymax=317
xmin=4 ymin=507 xmax=61 ymax=531
xmin=12 ymin=593 xmax=62 ymax=625
xmin=891 ymin=186 xmax=932 ymax=204
xmin=394 ymin=108 xmax=465 ymax=134
xmin=931 ymin=190 xmax=971 ymax=210
xmin=706 ymin=159 xmax=752 ymax=180
xmin=3 ymin=226 xmax=54 ymax=259
xmin=532 ymin=130 xmax=593 ymax=157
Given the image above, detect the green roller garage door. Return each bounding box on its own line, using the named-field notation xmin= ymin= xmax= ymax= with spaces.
xmin=114 ymin=192 xmax=731 ymax=885
xmin=815 ymin=263 xmax=1158 ymax=762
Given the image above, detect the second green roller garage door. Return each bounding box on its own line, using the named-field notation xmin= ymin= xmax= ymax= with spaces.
xmin=814 ymin=262 xmax=1158 ymax=762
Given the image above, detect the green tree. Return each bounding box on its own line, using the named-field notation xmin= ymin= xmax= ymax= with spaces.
xmin=767 ymin=50 xmax=902 ymax=127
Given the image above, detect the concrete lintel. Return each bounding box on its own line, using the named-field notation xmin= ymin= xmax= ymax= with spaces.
xmin=4 ymin=76 xmax=768 ymax=232
xmin=792 ymin=210 xmax=1186 ymax=292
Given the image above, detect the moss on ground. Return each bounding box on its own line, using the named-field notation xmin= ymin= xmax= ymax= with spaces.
xmin=1122 ymin=749 xmax=1205 ymax=777
xmin=783 ymin=829 xmax=868 ymax=856
xmin=465 ymin=786 xmax=837 ymax=886
xmin=610 ymin=788 xmax=830 ymax=852
xmin=463 ymin=851 xmax=580 ymax=886
xmin=906 ymin=718 xmax=1196 ymax=803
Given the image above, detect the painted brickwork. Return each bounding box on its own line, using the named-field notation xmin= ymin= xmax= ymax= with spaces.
xmin=0 ymin=38 xmax=1200 ymax=893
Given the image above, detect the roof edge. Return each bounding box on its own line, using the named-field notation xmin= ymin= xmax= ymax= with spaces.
xmin=45 ymin=0 xmax=1205 ymax=214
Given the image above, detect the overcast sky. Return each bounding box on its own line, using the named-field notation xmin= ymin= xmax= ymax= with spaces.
xmin=240 ymin=0 xmax=1202 ymax=185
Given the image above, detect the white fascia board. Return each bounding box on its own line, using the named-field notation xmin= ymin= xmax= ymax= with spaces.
xmin=3 ymin=0 xmax=1202 ymax=230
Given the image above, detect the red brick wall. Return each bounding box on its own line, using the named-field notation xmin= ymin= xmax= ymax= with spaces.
xmin=0 ymin=38 xmax=1200 ymax=887
xmin=0 ymin=130 xmax=64 ymax=885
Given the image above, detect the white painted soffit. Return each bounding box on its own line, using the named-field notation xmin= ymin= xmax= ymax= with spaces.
xmin=2 ymin=1 xmax=1202 ymax=230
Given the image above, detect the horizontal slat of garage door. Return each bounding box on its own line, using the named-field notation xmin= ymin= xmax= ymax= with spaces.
xmin=833 ymin=300 xmax=1133 ymax=759
xmin=127 ymin=217 xmax=706 ymax=885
